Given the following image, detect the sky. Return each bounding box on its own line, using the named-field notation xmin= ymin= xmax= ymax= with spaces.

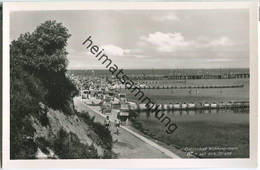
xmin=10 ymin=9 xmax=249 ymax=69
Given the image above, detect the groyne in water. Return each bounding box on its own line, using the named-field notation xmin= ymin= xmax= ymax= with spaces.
xmin=128 ymin=73 xmax=249 ymax=80
xmin=126 ymin=101 xmax=249 ymax=112
xmin=136 ymin=84 xmax=244 ymax=89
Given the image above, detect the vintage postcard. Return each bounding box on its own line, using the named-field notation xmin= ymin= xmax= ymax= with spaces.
xmin=2 ymin=1 xmax=258 ymax=168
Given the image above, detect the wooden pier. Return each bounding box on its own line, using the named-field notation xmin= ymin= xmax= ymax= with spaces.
xmin=137 ymin=84 xmax=244 ymax=89
xmin=126 ymin=101 xmax=249 ymax=112
xmin=128 ymin=73 xmax=250 ymax=80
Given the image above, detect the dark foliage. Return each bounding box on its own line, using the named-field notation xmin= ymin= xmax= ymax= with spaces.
xmin=35 ymin=137 xmax=51 ymax=155
xmin=79 ymin=112 xmax=113 ymax=151
xmin=53 ymin=129 xmax=99 ymax=159
xmin=10 ymin=20 xmax=110 ymax=160
xmin=10 ymin=20 xmax=78 ymax=159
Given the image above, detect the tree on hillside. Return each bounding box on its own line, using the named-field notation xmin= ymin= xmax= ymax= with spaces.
xmin=10 ymin=20 xmax=77 ymax=159
xmin=11 ymin=21 xmax=70 ymax=73
xmin=11 ymin=20 xmax=77 ymax=111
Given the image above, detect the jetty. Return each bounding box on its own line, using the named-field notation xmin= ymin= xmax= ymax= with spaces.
xmin=128 ymin=73 xmax=250 ymax=80
xmin=126 ymin=101 xmax=249 ymax=112
xmin=137 ymin=84 xmax=244 ymax=89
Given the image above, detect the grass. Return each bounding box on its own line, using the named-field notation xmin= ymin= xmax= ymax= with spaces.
xmin=53 ymin=128 xmax=100 ymax=159
xmin=78 ymin=112 xmax=113 ymax=152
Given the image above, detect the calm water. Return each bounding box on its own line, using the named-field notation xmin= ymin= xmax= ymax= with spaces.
xmin=120 ymin=79 xmax=249 ymax=104
xmin=134 ymin=109 xmax=249 ymax=158
xmin=69 ymin=68 xmax=249 ymax=77
xmin=137 ymin=109 xmax=249 ymax=124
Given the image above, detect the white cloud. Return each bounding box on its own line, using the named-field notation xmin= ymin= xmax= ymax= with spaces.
xmin=140 ymin=32 xmax=235 ymax=53
xmin=153 ymin=14 xmax=180 ymax=22
xmin=133 ymin=54 xmax=149 ymax=58
xmin=140 ymin=32 xmax=193 ymax=52
xmin=101 ymin=44 xmax=147 ymax=59
xmin=101 ymin=44 xmax=130 ymax=57
xmin=208 ymin=36 xmax=234 ymax=46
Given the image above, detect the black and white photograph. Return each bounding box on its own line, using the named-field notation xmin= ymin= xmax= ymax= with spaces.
xmin=2 ymin=1 xmax=258 ymax=168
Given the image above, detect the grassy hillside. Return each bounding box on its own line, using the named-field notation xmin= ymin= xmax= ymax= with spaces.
xmin=10 ymin=20 xmax=112 ymax=159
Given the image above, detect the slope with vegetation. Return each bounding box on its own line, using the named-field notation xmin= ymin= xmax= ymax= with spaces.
xmin=10 ymin=20 xmax=112 ymax=159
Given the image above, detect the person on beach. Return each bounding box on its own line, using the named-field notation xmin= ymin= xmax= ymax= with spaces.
xmin=117 ymin=111 xmax=120 ymax=119
xmin=115 ymin=118 xmax=121 ymax=135
xmin=101 ymin=106 xmax=104 ymax=114
xmin=104 ymin=116 xmax=110 ymax=130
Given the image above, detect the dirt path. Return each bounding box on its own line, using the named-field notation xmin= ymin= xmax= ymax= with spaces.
xmin=74 ymin=97 xmax=180 ymax=159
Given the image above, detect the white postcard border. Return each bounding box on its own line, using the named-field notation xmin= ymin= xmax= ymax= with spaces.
xmin=2 ymin=1 xmax=258 ymax=168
